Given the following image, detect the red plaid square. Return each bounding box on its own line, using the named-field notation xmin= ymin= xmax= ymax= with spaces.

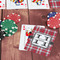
xmin=24 ymin=26 xmax=57 ymax=56
xmin=49 ymin=0 xmax=60 ymax=8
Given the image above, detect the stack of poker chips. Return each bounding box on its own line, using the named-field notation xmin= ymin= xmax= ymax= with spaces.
xmin=47 ymin=12 xmax=60 ymax=29
xmin=0 ymin=13 xmax=21 ymax=40
xmin=10 ymin=0 xmax=24 ymax=6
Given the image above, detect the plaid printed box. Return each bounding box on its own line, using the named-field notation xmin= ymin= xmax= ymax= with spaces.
xmin=24 ymin=26 xmax=57 ymax=56
xmin=49 ymin=0 xmax=60 ymax=8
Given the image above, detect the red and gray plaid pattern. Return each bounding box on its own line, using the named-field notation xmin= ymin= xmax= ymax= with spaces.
xmin=49 ymin=0 xmax=60 ymax=8
xmin=24 ymin=26 xmax=57 ymax=56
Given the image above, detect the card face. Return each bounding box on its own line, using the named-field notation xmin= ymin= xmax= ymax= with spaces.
xmin=24 ymin=26 xmax=57 ymax=56
xmin=32 ymin=33 xmax=51 ymax=48
xmin=19 ymin=24 xmax=45 ymax=51
xmin=28 ymin=0 xmax=50 ymax=9
xmin=7 ymin=0 xmax=27 ymax=9
xmin=0 ymin=0 xmax=5 ymax=9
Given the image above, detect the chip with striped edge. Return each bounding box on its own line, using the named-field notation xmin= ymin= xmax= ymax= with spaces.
xmin=1 ymin=19 xmax=18 ymax=36
xmin=47 ymin=13 xmax=60 ymax=29
xmin=3 ymin=13 xmax=21 ymax=24
xmin=47 ymin=12 xmax=57 ymax=19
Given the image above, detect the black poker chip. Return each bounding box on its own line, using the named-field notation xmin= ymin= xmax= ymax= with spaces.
xmin=0 ymin=20 xmax=6 ymax=40
xmin=0 ymin=30 xmax=6 ymax=40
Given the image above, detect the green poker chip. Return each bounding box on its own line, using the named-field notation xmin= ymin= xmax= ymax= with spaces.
xmin=1 ymin=19 xmax=18 ymax=36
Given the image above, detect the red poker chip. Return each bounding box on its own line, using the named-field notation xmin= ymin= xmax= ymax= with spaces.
xmin=47 ymin=13 xmax=60 ymax=29
xmin=3 ymin=13 xmax=21 ymax=24
xmin=3 ymin=17 xmax=7 ymax=20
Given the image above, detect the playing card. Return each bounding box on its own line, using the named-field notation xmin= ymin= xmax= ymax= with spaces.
xmin=28 ymin=0 xmax=50 ymax=9
xmin=7 ymin=0 xmax=27 ymax=9
xmin=19 ymin=24 xmax=45 ymax=51
xmin=49 ymin=0 xmax=60 ymax=8
xmin=0 ymin=0 xmax=5 ymax=9
xmin=24 ymin=26 xmax=57 ymax=56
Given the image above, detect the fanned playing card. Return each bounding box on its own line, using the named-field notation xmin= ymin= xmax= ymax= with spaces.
xmin=7 ymin=0 xmax=27 ymax=9
xmin=24 ymin=26 xmax=57 ymax=56
xmin=28 ymin=0 xmax=50 ymax=9
xmin=19 ymin=24 xmax=45 ymax=51
xmin=0 ymin=0 xmax=5 ymax=9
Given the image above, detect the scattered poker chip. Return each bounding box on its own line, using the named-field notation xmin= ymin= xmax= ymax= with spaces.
xmin=1 ymin=19 xmax=18 ymax=36
xmin=47 ymin=13 xmax=60 ymax=29
xmin=0 ymin=30 xmax=6 ymax=40
xmin=3 ymin=13 xmax=21 ymax=24
xmin=47 ymin=12 xmax=57 ymax=19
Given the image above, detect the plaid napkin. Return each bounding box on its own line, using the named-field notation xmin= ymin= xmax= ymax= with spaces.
xmin=24 ymin=26 xmax=57 ymax=56
xmin=49 ymin=0 xmax=60 ymax=8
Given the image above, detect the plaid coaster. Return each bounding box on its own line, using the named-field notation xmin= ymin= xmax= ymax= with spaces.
xmin=49 ymin=0 xmax=60 ymax=8
xmin=24 ymin=26 xmax=57 ymax=56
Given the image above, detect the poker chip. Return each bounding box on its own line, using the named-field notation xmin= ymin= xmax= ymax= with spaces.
xmin=0 ymin=30 xmax=6 ymax=40
xmin=1 ymin=19 xmax=18 ymax=36
xmin=47 ymin=12 xmax=57 ymax=19
xmin=0 ymin=20 xmax=2 ymax=25
xmin=47 ymin=13 xmax=60 ymax=29
xmin=0 ymin=20 xmax=2 ymax=26
xmin=3 ymin=13 xmax=21 ymax=24
xmin=0 ymin=20 xmax=2 ymax=29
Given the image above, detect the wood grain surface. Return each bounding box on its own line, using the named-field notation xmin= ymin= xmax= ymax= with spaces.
xmin=0 ymin=2 xmax=60 ymax=60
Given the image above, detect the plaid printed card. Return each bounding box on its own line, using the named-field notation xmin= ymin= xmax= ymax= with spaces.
xmin=24 ymin=26 xmax=57 ymax=56
xmin=49 ymin=0 xmax=60 ymax=8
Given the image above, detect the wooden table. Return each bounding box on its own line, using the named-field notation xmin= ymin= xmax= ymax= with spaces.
xmin=0 ymin=8 xmax=60 ymax=60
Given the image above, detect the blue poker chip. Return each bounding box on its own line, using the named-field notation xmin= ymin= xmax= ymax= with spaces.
xmin=0 ymin=20 xmax=2 ymax=28
xmin=0 ymin=20 xmax=2 ymax=25
xmin=47 ymin=12 xmax=57 ymax=19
